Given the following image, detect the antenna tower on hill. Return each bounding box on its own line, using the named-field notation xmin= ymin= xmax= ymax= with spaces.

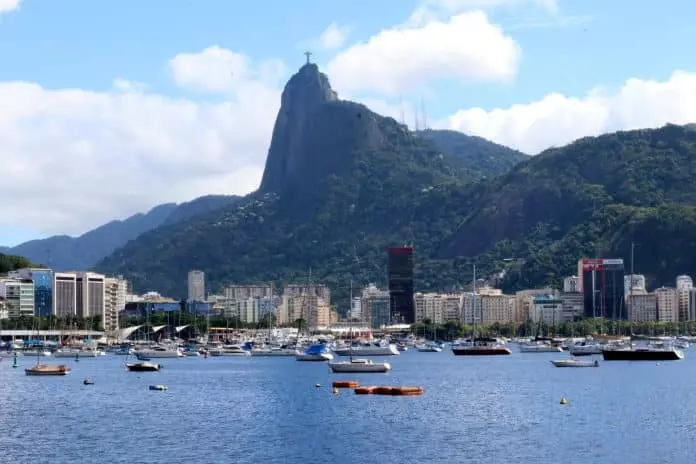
xmin=414 ymin=103 xmax=420 ymax=131
xmin=304 ymin=51 xmax=312 ymax=64
xmin=421 ymin=97 xmax=428 ymax=130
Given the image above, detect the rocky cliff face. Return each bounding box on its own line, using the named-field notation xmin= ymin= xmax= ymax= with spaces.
xmin=259 ymin=64 xmax=338 ymax=194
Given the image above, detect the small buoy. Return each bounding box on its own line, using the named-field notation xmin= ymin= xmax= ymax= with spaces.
xmin=315 ymin=383 xmax=321 ymax=388
xmin=83 ymin=378 xmax=94 ymax=385
xmin=149 ymin=385 xmax=168 ymax=391
xmin=560 ymin=398 xmax=568 ymax=405
xmin=656 ymin=362 xmax=660 ymax=366
xmin=333 ymin=387 xmax=339 ymax=395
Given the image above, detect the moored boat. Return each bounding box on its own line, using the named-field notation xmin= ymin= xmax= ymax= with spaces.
xmin=328 ymin=358 xmax=391 ymax=373
xmin=296 ymin=343 xmax=334 ymax=361
xmin=25 ymin=364 xmax=71 ymax=376
xmin=126 ymin=361 xmax=161 ymax=372
xmin=602 ymin=346 xmax=684 ymax=361
xmin=551 ymin=359 xmax=599 ymax=368
xmin=452 ymin=337 xmax=512 ymax=356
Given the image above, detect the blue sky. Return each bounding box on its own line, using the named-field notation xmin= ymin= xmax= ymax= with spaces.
xmin=0 ymin=0 xmax=695 ymax=247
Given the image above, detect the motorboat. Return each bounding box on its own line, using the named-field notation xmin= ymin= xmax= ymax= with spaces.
xmin=296 ymin=343 xmax=334 ymax=361
xmin=209 ymin=345 xmax=251 ymax=357
xmin=328 ymin=358 xmax=391 ymax=373
xmin=53 ymin=348 xmax=105 ymax=358
xmin=567 ymin=341 xmax=603 ymax=356
xmin=25 ymin=364 xmax=71 ymax=376
xmin=132 ymin=346 xmax=184 ymax=359
xmin=519 ymin=342 xmax=563 ymax=353
xmin=452 ymin=338 xmax=512 ymax=356
xmin=23 ymin=349 xmax=52 ymax=357
xmin=416 ymin=342 xmax=443 ymax=353
xmin=602 ymin=345 xmax=684 ymax=361
xmin=126 ymin=361 xmax=161 ymax=372
xmin=333 ymin=341 xmax=399 ymax=357
xmin=551 ymin=359 xmax=599 ymax=368
xmin=250 ymin=345 xmax=300 ymax=357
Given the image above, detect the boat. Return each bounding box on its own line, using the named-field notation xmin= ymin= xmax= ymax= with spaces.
xmin=132 ymin=346 xmax=184 ymax=358
xmin=567 ymin=341 xmax=603 ymax=356
xmin=53 ymin=348 xmax=105 ymax=358
xmin=296 ymin=343 xmax=334 ymax=361
xmin=329 ymin=358 xmax=392 ymax=373
xmin=416 ymin=342 xmax=442 ymax=352
xmin=601 ymin=345 xmax=684 ymax=361
xmin=551 ymin=359 xmax=600 ymax=368
xmin=452 ymin=337 xmax=512 ymax=356
xmin=208 ymin=345 xmax=250 ymax=356
xmin=126 ymin=361 xmax=161 ymax=372
xmin=519 ymin=342 xmax=563 ymax=353
xmin=328 ymin=279 xmax=391 ymax=373
xmin=333 ymin=341 xmax=400 ymax=357
xmin=25 ymin=364 xmax=72 ymax=376
xmin=251 ymin=346 xmax=301 ymax=356
xmin=396 ymin=343 xmax=408 ymax=352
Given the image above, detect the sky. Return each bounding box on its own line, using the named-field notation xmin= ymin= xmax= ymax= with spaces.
xmin=1 ymin=0 xmax=696 ymax=246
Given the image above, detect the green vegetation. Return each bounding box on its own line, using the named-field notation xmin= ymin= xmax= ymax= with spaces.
xmin=94 ymin=74 xmax=696 ymax=313
xmin=0 ymin=252 xmax=34 ymax=274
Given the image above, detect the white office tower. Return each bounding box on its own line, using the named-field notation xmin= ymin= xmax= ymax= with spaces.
xmin=188 ymin=270 xmax=205 ymax=302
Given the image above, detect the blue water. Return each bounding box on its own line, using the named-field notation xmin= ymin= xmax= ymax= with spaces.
xmin=0 ymin=350 xmax=693 ymax=463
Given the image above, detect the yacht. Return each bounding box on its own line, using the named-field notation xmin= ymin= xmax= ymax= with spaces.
xmin=452 ymin=338 xmax=512 ymax=356
xmin=328 ymin=358 xmax=391 ymax=373
xmin=209 ymin=345 xmax=251 ymax=356
xmin=126 ymin=361 xmax=161 ymax=372
xmin=551 ymin=359 xmax=600 ymax=368
xmin=25 ymin=364 xmax=71 ymax=376
xmin=519 ymin=342 xmax=563 ymax=353
xmin=132 ymin=346 xmax=184 ymax=359
xmin=296 ymin=343 xmax=334 ymax=361
xmin=23 ymin=349 xmax=52 ymax=357
xmin=333 ymin=341 xmax=399 ymax=357
xmin=53 ymin=348 xmax=105 ymax=358
xmin=251 ymin=346 xmax=300 ymax=356
xmin=567 ymin=341 xmax=603 ymax=356
xmin=602 ymin=344 xmax=684 ymax=361
xmin=416 ymin=342 xmax=443 ymax=353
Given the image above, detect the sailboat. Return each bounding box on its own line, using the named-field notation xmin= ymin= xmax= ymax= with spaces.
xmin=125 ymin=316 xmax=161 ymax=371
xmin=251 ymin=282 xmax=300 ymax=357
xmin=452 ymin=264 xmax=512 ymax=356
xmin=416 ymin=322 xmax=442 ymax=352
xmin=329 ymin=280 xmax=391 ymax=373
xmin=25 ymin=318 xmax=71 ymax=376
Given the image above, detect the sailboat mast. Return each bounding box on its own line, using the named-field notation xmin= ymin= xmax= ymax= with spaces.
xmin=472 ymin=264 xmax=477 ymax=340
xmin=349 ymin=279 xmax=353 ymax=363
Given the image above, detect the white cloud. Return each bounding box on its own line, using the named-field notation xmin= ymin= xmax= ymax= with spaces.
xmin=442 ymin=71 xmax=696 ymax=154
xmin=0 ymin=48 xmax=283 ymax=238
xmin=0 ymin=0 xmax=20 ymax=13
xmin=169 ymin=45 xmax=286 ymax=94
xmin=318 ymin=23 xmax=349 ymax=50
xmin=326 ymin=10 xmax=519 ymax=95
xmin=409 ymin=0 xmax=558 ymax=25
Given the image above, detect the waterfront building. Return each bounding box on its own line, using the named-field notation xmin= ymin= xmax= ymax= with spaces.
xmin=104 ymin=276 xmax=128 ymax=332
xmin=187 ymin=270 xmax=205 ymax=302
xmin=578 ymin=258 xmax=626 ymax=319
xmin=349 ymin=297 xmax=362 ymax=320
xmin=560 ymin=292 xmax=584 ymax=322
xmin=514 ymin=289 xmax=555 ymax=323
xmin=388 ymin=246 xmax=414 ymax=324
xmin=283 ymin=283 xmax=331 ymax=303
xmin=414 ymin=293 xmax=443 ymax=324
xmin=441 ymin=294 xmax=462 ymax=322
xmin=655 ymin=287 xmax=678 ymax=323
xmin=461 ymin=289 xmax=515 ymax=325
xmin=628 ymin=293 xmax=657 ymax=322
xmin=53 ymin=272 xmax=77 ymax=316
xmin=75 ymin=272 xmax=105 ymax=319
xmin=360 ymin=284 xmax=390 ymax=329
xmin=676 ymin=275 xmax=693 ymax=321
xmin=529 ymin=294 xmax=563 ymax=325
xmin=624 ymin=274 xmax=647 ymax=296
xmin=9 ymin=268 xmax=53 ymax=316
xmin=223 ymin=284 xmax=273 ymax=300
xmin=0 ymin=278 xmax=35 ymax=318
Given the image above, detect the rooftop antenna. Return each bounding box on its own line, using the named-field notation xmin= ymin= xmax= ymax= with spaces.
xmin=304 ymin=51 xmax=312 ymax=65
xmin=414 ymin=103 xmax=420 ymax=131
xmin=421 ymin=96 xmax=428 ymax=130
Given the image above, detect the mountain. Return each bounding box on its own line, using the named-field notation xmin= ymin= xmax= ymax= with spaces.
xmin=95 ymin=63 xmax=696 ymax=304
xmin=96 ymin=63 xmax=479 ymax=297
xmin=2 ymin=195 xmax=240 ymax=271
xmin=415 ymin=129 xmax=529 ymax=177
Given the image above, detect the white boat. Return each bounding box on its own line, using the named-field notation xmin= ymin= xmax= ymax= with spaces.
xmin=416 ymin=343 xmax=442 ymax=352
xmin=209 ymin=345 xmax=250 ymax=356
xmin=296 ymin=343 xmax=334 ymax=361
xmin=568 ymin=342 xmax=603 ymax=356
xmin=333 ymin=341 xmax=399 ymax=357
xmin=53 ymin=349 xmax=105 ymax=358
xmin=551 ymin=359 xmax=600 ymax=368
xmin=250 ymin=346 xmax=300 ymax=357
xmin=328 ymin=358 xmax=391 ymax=373
xmin=519 ymin=342 xmax=563 ymax=353
xmin=23 ymin=349 xmax=52 ymax=357
xmin=133 ymin=346 xmax=184 ymax=358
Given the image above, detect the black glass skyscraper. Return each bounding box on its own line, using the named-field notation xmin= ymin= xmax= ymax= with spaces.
xmin=580 ymin=258 xmax=626 ymax=320
xmin=388 ymin=246 xmax=414 ymax=324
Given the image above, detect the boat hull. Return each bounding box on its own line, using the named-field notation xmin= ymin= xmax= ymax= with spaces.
xmin=296 ymin=353 xmax=333 ymax=361
xmin=333 ymin=346 xmax=399 ymax=357
xmin=329 ymin=362 xmax=391 ymax=373
xmin=126 ymin=362 xmax=160 ymax=372
xmin=250 ymin=349 xmax=300 ymax=357
xmin=452 ymin=347 xmax=512 ymax=356
xmin=25 ymin=364 xmax=71 ymax=376
xmin=133 ymin=350 xmax=183 ymax=358
xmin=602 ymin=348 xmax=683 ymax=361
xmin=551 ymin=360 xmax=599 ymax=367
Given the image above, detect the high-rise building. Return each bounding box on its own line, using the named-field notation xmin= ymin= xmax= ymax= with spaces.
xmin=563 ymin=276 xmax=581 ymax=293
xmin=388 ymin=246 xmax=414 ymax=324
xmin=9 ymin=268 xmax=53 ymax=316
xmin=676 ymin=275 xmax=693 ymax=321
xmin=104 ymin=276 xmax=128 ymax=332
xmin=75 ymin=272 xmax=105 ymax=319
xmin=0 ymin=279 xmax=35 ymax=318
xmin=54 ymin=272 xmax=77 ymax=316
xmin=360 ymin=284 xmax=390 ymax=329
xmin=188 ymin=270 xmax=206 ymax=302
xmin=655 ymin=287 xmax=678 ymax=322
xmin=578 ymin=258 xmax=626 ymax=320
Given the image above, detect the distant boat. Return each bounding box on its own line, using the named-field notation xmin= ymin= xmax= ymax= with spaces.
xmin=333 ymin=341 xmax=399 ymax=357
xmin=209 ymin=345 xmax=250 ymax=356
xmin=519 ymin=342 xmax=563 ymax=353
xmin=452 ymin=338 xmax=512 ymax=356
xmin=551 ymin=359 xmax=599 ymax=368
xmin=296 ymin=343 xmax=333 ymax=361
xmin=416 ymin=342 xmax=442 ymax=353
xmin=251 ymin=345 xmax=300 ymax=357
xmin=25 ymin=364 xmax=72 ymax=376
xmin=329 ymin=358 xmax=391 ymax=373
xmin=602 ymin=345 xmax=684 ymax=361
xmin=126 ymin=361 xmax=161 ymax=372
xmin=132 ymin=346 xmax=183 ymax=359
